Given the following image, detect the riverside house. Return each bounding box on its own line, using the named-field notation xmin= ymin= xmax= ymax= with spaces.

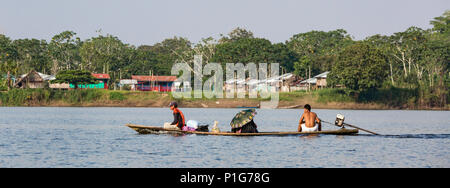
xmin=14 ymin=70 xmax=55 ymax=89
xmin=131 ymin=75 xmax=177 ymax=92
xmin=298 ymin=71 xmax=330 ymax=90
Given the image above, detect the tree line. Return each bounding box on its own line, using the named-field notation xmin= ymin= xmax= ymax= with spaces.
xmin=0 ymin=11 xmax=448 ymax=107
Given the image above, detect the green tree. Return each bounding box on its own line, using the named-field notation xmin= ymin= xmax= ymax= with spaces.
xmin=0 ymin=34 xmax=18 ymax=90
xmin=287 ymin=29 xmax=353 ymax=76
xmin=192 ymin=37 xmax=217 ymax=64
xmin=390 ymin=26 xmax=427 ymax=83
xmin=13 ymin=39 xmax=51 ymax=74
xmin=271 ymin=43 xmax=297 ymax=73
xmin=430 ymin=10 xmax=450 ymax=35
xmin=219 ymin=27 xmax=254 ymax=43
xmin=52 ymin=70 xmax=97 ymax=89
xmin=79 ymin=34 xmax=127 ymax=73
xmin=212 ymin=37 xmax=276 ymax=64
xmin=294 ymin=56 xmax=312 ymax=78
xmin=139 ymin=37 xmax=192 ymax=75
xmin=48 ymin=31 xmax=81 ymax=74
xmin=329 ymin=42 xmax=389 ymax=93
xmin=124 ymin=46 xmax=157 ymax=77
xmin=423 ymin=11 xmax=450 ymax=106
xmin=365 ymin=34 xmax=398 ymax=86
xmin=212 ymin=37 xmax=297 ymax=75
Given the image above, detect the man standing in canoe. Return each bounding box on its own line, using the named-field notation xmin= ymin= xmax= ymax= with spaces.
xmin=164 ymin=101 xmax=186 ymax=130
xmin=298 ymin=104 xmax=322 ymax=132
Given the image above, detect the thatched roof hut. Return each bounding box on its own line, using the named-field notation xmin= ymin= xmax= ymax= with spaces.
xmin=14 ymin=70 xmax=55 ymax=89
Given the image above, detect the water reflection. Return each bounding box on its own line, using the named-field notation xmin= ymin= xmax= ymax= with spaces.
xmin=299 ymin=134 xmax=320 ymax=140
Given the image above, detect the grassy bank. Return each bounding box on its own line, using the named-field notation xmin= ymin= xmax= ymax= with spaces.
xmin=0 ymin=88 xmax=448 ymax=110
xmin=0 ymin=89 xmax=172 ymax=107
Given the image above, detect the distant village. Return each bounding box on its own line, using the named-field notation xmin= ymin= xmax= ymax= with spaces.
xmin=9 ymin=69 xmax=330 ymax=93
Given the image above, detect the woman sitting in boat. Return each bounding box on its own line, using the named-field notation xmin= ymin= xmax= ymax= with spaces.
xmin=232 ymin=120 xmax=258 ymax=133
xmin=164 ymin=101 xmax=186 ymax=130
xmin=230 ymin=109 xmax=259 ymax=133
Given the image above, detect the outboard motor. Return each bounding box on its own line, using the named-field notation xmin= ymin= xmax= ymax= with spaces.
xmin=335 ymin=114 xmax=345 ymax=128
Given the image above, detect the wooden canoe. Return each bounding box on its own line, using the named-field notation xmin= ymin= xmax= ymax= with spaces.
xmin=125 ymin=124 xmax=359 ymax=136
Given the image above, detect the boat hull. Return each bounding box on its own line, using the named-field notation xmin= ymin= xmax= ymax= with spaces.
xmin=125 ymin=124 xmax=359 ymax=136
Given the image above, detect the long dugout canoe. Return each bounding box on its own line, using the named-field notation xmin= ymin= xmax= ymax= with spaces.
xmin=125 ymin=124 xmax=359 ymax=136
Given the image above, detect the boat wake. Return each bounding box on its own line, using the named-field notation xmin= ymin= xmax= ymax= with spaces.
xmin=360 ymin=134 xmax=450 ymax=139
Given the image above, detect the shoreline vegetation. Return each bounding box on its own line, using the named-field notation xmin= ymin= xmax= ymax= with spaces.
xmin=0 ymin=89 xmax=448 ymax=110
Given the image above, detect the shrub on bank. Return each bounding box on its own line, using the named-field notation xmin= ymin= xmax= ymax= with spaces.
xmin=62 ymin=89 xmax=105 ymax=104
xmin=316 ymin=88 xmax=355 ymax=103
xmin=0 ymin=89 xmax=106 ymax=106
xmin=109 ymin=92 xmax=126 ymax=101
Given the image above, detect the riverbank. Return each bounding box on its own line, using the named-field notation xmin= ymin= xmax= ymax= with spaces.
xmin=0 ymin=89 xmax=448 ymax=110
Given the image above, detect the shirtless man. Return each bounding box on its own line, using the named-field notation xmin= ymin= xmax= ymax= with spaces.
xmin=298 ymin=104 xmax=322 ymax=132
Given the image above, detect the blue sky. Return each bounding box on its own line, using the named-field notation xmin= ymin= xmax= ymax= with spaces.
xmin=0 ymin=0 xmax=448 ymax=46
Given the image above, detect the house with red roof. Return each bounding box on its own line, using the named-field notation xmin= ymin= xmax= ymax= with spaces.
xmin=92 ymin=73 xmax=110 ymax=89
xmin=131 ymin=75 xmax=177 ymax=92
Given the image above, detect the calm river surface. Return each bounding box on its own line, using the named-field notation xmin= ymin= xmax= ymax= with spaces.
xmin=0 ymin=107 xmax=449 ymax=168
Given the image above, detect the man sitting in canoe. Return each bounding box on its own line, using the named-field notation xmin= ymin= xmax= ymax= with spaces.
xmin=298 ymin=104 xmax=321 ymax=132
xmin=164 ymin=101 xmax=186 ymax=130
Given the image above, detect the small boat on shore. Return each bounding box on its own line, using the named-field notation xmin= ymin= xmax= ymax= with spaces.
xmin=125 ymin=124 xmax=359 ymax=136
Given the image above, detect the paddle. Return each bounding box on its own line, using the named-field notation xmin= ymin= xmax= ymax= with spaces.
xmin=321 ymin=119 xmax=380 ymax=135
xmin=340 ymin=122 xmax=379 ymax=135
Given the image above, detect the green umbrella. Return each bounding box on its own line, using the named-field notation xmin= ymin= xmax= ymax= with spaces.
xmin=230 ymin=109 xmax=257 ymax=129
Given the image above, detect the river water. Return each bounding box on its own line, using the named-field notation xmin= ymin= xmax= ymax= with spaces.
xmin=0 ymin=107 xmax=449 ymax=168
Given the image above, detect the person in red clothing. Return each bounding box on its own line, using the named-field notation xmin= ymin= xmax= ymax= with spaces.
xmin=166 ymin=101 xmax=185 ymax=130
